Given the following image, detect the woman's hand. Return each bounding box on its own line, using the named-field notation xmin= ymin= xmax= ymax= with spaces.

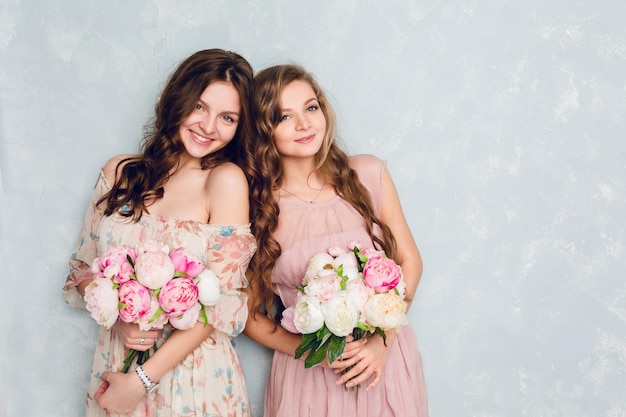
xmin=334 ymin=332 xmax=395 ymax=390
xmin=94 ymin=371 xmax=145 ymax=413
xmin=113 ymin=320 xmax=162 ymax=351
xmin=325 ymin=336 xmax=367 ymax=369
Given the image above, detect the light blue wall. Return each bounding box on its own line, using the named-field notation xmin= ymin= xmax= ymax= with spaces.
xmin=1 ymin=1 xmax=625 ymax=416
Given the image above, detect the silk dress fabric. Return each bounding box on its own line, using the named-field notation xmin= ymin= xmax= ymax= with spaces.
xmin=63 ymin=171 xmax=256 ymax=417
xmin=263 ymin=154 xmax=429 ymax=417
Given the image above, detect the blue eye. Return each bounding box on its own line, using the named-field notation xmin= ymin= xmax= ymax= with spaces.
xmin=306 ymin=105 xmax=319 ymax=112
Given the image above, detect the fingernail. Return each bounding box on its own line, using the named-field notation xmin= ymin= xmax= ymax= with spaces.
xmin=336 ymin=379 xmax=343 ymax=385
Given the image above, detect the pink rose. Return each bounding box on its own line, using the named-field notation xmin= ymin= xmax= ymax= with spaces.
xmin=158 ymin=276 xmax=199 ymax=316
xmin=362 ymin=256 xmax=403 ymax=293
xmin=118 ymin=280 xmax=152 ymax=323
xmin=169 ymin=247 xmax=205 ymax=278
xmin=134 ymin=250 xmax=175 ymax=290
xmin=84 ymin=278 xmax=119 ymax=328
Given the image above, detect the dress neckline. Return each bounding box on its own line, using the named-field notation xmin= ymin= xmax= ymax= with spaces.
xmin=98 ymin=170 xmax=249 ymax=229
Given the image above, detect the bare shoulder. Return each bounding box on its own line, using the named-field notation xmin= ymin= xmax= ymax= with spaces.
xmin=205 ymin=162 xmax=250 ymax=224
xmin=101 ymin=154 xmax=138 ymax=184
xmin=206 ymin=162 xmax=249 ymax=194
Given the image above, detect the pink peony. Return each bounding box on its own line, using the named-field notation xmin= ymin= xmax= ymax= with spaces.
xmin=304 ymin=274 xmax=342 ymax=303
xmin=91 ymin=245 xmax=137 ymax=284
xmin=168 ymin=302 xmax=202 ymax=330
xmin=134 ymin=250 xmax=175 ymax=290
xmin=118 ymin=280 xmax=152 ymax=323
xmin=136 ymin=293 xmax=169 ymax=331
xmin=346 ymin=278 xmax=374 ymax=312
xmin=158 ymin=276 xmax=199 ymax=316
xmin=280 ymin=306 xmax=299 ymax=334
xmin=362 ymin=256 xmax=403 ymax=293
xmin=84 ymin=278 xmax=119 ymax=328
xmin=169 ymin=247 xmax=205 ymax=278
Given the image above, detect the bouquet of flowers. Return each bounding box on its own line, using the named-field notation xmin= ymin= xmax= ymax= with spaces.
xmin=84 ymin=240 xmax=221 ymax=372
xmin=283 ymin=242 xmax=408 ymax=370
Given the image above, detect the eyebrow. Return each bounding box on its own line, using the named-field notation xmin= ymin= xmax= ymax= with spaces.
xmin=281 ymin=97 xmax=319 ymax=112
xmin=198 ymin=98 xmax=240 ymax=116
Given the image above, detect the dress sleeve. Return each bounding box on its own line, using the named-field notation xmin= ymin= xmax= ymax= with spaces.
xmin=204 ymin=226 xmax=257 ymax=337
xmin=62 ymin=171 xmax=109 ymax=308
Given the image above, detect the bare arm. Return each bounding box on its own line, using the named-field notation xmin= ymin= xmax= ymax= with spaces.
xmin=380 ymin=166 xmax=423 ymax=309
xmin=96 ymin=162 xmax=251 ymax=413
xmin=337 ymin=164 xmax=423 ymax=389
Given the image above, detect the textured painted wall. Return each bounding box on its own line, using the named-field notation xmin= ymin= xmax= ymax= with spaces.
xmin=1 ymin=1 xmax=625 ymax=416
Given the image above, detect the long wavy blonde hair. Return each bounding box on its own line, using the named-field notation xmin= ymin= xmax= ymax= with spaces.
xmin=246 ymin=64 xmax=398 ymax=320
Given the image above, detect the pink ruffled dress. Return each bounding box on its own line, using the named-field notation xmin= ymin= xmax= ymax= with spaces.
xmin=264 ymin=154 xmax=428 ymax=417
xmin=63 ymin=171 xmax=256 ymax=417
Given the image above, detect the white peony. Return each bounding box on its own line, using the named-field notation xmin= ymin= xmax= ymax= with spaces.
xmin=303 ymin=252 xmax=334 ymax=284
xmin=331 ymin=251 xmax=358 ymax=271
xmin=320 ymin=291 xmax=359 ymax=337
xmin=84 ymin=278 xmax=119 ymax=329
xmin=293 ymin=295 xmax=325 ymax=334
xmin=195 ymin=269 xmax=221 ymax=306
xmin=363 ymin=292 xmax=408 ymax=330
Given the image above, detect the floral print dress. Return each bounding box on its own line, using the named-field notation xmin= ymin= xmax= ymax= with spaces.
xmin=63 ymin=171 xmax=256 ymax=417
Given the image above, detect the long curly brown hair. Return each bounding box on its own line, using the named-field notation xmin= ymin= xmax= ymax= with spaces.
xmin=99 ymin=49 xmax=255 ymax=221
xmin=246 ymin=64 xmax=398 ymax=320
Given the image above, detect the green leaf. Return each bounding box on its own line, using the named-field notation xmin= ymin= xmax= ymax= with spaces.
xmin=315 ymin=326 xmax=333 ymax=349
xmin=339 ymin=272 xmax=348 ymax=291
xmin=374 ymin=327 xmax=387 ymax=344
xmin=126 ymin=254 xmax=135 ymax=268
xmin=327 ymin=335 xmax=346 ymax=364
xmin=304 ymin=338 xmax=329 ymax=368
xmin=200 ymin=306 xmax=208 ymax=327
xmin=294 ymin=333 xmax=318 ymax=359
xmin=353 ymin=247 xmax=367 ymax=272
xmin=148 ymin=307 xmax=163 ymax=323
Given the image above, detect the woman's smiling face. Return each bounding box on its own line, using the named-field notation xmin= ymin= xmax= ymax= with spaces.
xmin=178 ymin=80 xmax=241 ymax=160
